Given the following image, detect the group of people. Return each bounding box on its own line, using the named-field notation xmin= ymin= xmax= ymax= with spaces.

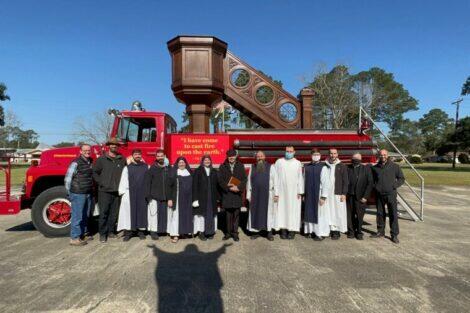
xmin=245 ymin=146 xmax=404 ymax=244
xmin=65 ymin=138 xmax=405 ymax=247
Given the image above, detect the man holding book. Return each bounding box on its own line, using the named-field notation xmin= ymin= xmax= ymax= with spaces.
xmin=218 ymin=149 xmax=247 ymax=242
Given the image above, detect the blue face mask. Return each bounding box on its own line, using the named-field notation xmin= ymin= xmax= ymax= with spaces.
xmin=164 ymin=157 xmax=169 ymax=166
xmin=285 ymin=152 xmax=294 ymax=159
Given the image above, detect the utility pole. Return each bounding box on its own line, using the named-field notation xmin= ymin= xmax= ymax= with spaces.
xmin=451 ymin=98 xmax=464 ymax=169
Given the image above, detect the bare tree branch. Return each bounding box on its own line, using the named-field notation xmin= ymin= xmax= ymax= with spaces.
xmin=73 ymin=111 xmax=113 ymax=145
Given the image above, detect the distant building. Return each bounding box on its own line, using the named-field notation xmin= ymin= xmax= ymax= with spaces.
xmin=11 ymin=143 xmax=52 ymax=164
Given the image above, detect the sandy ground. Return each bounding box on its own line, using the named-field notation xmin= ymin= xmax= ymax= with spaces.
xmin=0 ymin=185 xmax=469 ymax=313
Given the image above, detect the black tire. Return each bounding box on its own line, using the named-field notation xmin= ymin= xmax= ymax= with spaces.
xmin=31 ymin=186 xmax=71 ymax=237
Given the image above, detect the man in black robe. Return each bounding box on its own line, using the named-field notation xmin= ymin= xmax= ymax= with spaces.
xmin=346 ymin=153 xmax=373 ymax=240
xmin=117 ymin=149 xmax=148 ymax=241
xmin=303 ymin=148 xmax=325 ymax=241
xmin=247 ymin=151 xmax=275 ymax=241
xmin=218 ymin=149 xmax=247 ymax=242
xmin=145 ymin=149 xmax=174 ymax=240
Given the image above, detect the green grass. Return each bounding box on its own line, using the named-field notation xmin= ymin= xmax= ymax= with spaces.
xmin=401 ymin=163 xmax=470 ymax=187
xmin=0 ymin=166 xmax=28 ymax=188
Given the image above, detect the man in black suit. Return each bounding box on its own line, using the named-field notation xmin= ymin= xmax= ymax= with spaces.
xmin=346 ymin=153 xmax=373 ymax=240
xmin=218 ymin=149 xmax=247 ymax=242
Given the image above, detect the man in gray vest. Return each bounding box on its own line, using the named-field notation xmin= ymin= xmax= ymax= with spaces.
xmin=65 ymin=144 xmax=94 ymax=246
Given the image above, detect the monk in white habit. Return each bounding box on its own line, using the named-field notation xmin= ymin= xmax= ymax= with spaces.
xmin=315 ymin=148 xmax=349 ymax=240
xmin=117 ymin=149 xmax=149 ymax=241
xmin=273 ymin=146 xmax=304 ymax=239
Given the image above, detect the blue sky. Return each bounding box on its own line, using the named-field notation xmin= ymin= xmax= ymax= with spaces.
xmin=1 ymin=0 xmax=469 ymax=144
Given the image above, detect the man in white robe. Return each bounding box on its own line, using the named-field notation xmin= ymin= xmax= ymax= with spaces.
xmin=273 ymin=146 xmax=304 ymax=239
xmin=315 ymin=148 xmax=349 ymax=240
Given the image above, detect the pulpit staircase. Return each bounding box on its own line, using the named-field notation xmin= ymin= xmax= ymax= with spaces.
xmin=167 ymin=35 xmax=424 ymax=221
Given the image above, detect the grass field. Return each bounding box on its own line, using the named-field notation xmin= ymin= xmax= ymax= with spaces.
xmin=0 ymin=166 xmax=28 ymax=188
xmin=401 ymin=163 xmax=470 ymax=187
xmin=1 ymin=163 xmax=469 ymax=190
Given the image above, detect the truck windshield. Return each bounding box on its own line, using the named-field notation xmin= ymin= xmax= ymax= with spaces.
xmin=118 ymin=117 xmax=157 ymax=142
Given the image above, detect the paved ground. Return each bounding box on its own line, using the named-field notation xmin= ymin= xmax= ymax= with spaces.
xmin=0 ymin=186 xmax=469 ymax=313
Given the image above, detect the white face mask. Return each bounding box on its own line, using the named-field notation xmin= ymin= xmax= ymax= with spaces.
xmin=312 ymin=155 xmax=321 ymax=162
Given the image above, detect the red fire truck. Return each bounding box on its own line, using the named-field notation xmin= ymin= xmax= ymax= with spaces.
xmin=0 ymin=105 xmax=375 ymax=237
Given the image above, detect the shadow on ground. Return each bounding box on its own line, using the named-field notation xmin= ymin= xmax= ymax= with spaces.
xmin=149 ymin=243 xmax=231 ymax=313
xmin=5 ymin=221 xmax=36 ymax=232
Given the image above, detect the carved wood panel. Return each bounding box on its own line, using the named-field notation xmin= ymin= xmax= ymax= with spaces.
xmin=223 ymin=51 xmax=301 ymax=129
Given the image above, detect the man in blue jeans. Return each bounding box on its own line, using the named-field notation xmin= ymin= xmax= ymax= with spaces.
xmin=65 ymin=144 xmax=94 ymax=246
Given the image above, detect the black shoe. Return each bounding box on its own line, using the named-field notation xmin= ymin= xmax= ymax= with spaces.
xmin=233 ymin=234 xmax=240 ymax=242
xmin=199 ymin=233 xmax=207 ymax=241
xmin=288 ymin=232 xmax=295 ymax=240
xmin=391 ymin=236 xmax=400 ymax=244
xmin=123 ymin=235 xmax=131 ymax=242
xmin=100 ymin=234 xmax=107 ymax=243
xmin=150 ymin=232 xmax=159 ymax=240
xmin=206 ymin=234 xmax=214 ymax=240
xmin=356 ymin=234 xmax=364 ymax=240
xmin=347 ymin=232 xmax=355 ymax=239
xmin=280 ymin=230 xmax=288 ymax=240
xmin=331 ymin=231 xmax=340 ymax=240
xmin=267 ymin=231 xmax=274 ymax=241
xmin=370 ymin=232 xmax=385 ymax=238
xmin=108 ymin=232 xmax=117 ymax=239
xmin=223 ymin=234 xmax=231 ymax=241
xmin=80 ymin=234 xmax=94 ymax=241
xmin=313 ymin=235 xmax=324 ymax=241
xmin=138 ymin=231 xmax=146 ymax=240
xmin=250 ymin=234 xmax=260 ymax=240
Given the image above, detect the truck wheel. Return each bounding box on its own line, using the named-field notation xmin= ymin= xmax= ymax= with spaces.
xmin=31 ymin=186 xmax=71 ymax=237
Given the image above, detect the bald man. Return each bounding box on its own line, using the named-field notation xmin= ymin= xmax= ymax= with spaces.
xmin=346 ymin=153 xmax=373 ymax=240
xmin=371 ymin=149 xmax=405 ymax=244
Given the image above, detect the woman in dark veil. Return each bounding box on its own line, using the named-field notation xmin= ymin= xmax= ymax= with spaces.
xmin=192 ymin=155 xmax=220 ymax=240
xmin=167 ymin=156 xmax=193 ymax=243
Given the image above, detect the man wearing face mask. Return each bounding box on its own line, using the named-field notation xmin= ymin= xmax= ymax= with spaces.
xmin=371 ymin=149 xmax=405 ymax=244
xmin=346 ymin=153 xmax=373 ymax=240
xmin=273 ymin=146 xmax=304 ymax=239
xmin=318 ymin=148 xmax=349 ymax=240
xmin=303 ymin=148 xmax=325 ymax=240
xmin=145 ymin=149 xmax=174 ymax=240
xmin=246 ymin=151 xmax=276 ymax=241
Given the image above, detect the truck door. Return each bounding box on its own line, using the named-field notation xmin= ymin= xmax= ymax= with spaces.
xmin=117 ymin=117 xmax=158 ymax=164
